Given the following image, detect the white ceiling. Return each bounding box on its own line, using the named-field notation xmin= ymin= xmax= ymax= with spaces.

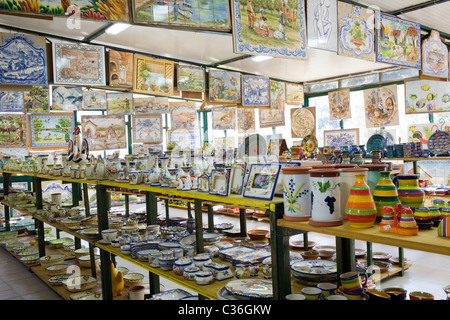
xmin=0 ymin=0 xmax=449 ymax=84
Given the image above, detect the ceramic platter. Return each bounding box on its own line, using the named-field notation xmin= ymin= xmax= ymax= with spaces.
xmin=290 ymin=259 xmax=337 ymax=285
xmin=301 ymin=134 xmax=318 ymax=158
xmin=291 ymin=108 xmax=315 ymax=138
xmin=217 ymin=286 xmax=249 ymax=300
xmin=427 ymin=130 xmax=450 ymax=155
xmin=366 ymin=133 xmax=387 ymax=154
xmin=372 ymin=252 xmax=392 ymax=261
xmin=151 ymin=288 xmax=193 ymax=300
xmin=224 ymin=279 xmax=273 ymax=299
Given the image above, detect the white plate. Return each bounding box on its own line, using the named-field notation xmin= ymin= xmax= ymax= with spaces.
xmin=224 ymin=279 xmax=273 ymax=299
xmin=151 ymin=288 xmax=193 ymax=300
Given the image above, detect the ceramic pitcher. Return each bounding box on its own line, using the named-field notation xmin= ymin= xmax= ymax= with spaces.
xmin=309 ymin=168 xmax=343 ymax=227
xmin=281 ymin=166 xmax=312 ymax=221
xmin=373 ymin=171 xmax=400 ymax=219
xmin=360 ymin=164 xmax=389 ymax=195
xmin=393 ymin=174 xmax=425 ymax=209
xmin=345 ymin=174 xmax=377 ymax=228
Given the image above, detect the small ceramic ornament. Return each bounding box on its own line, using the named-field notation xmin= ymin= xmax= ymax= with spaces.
xmin=393 ymin=204 xmax=418 ymax=236
xmin=437 ymin=217 xmax=450 ymax=237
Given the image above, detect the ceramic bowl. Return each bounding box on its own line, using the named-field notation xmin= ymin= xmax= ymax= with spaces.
xmin=285 ymin=293 xmax=306 ymax=300
xmin=301 ymin=287 xmax=322 ymax=300
xmin=74 ymin=247 xmax=98 ymax=258
xmin=77 ymin=254 xmax=100 ymax=268
xmin=46 ymin=263 xmax=69 ymax=276
xmin=247 ymin=229 xmax=269 ymax=241
xmin=301 ymin=250 xmax=319 ymax=260
xmin=366 ymin=289 xmax=391 ymax=301
xmin=39 ymin=254 xmax=65 ymax=267
xmin=101 ymin=229 xmax=118 ymax=242
xmin=318 ymin=250 xmax=335 ymax=260
xmin=63 ymin=275 xmax=97 ymax=292
xmin=20 ymin=254 xmax=40 ymax=265
xmin=123 ymin=272 xmax=144 ymax=287
xmin=158 ymin=241 xmax=181 ymax=251
xmin=409 ymin=291 xmax=434 ymax=300
xmin=383 ymin=287 xmax=407 ymax=300
xmin=158 ymin=256 xmax=177 ymax=270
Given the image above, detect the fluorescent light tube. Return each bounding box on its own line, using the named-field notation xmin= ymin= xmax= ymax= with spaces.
xmin=105 ymin=23 xmax=131 ymax=35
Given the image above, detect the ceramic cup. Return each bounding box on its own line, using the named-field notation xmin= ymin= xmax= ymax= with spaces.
xmin=327 ymin=295 xmax=348 ymax=300
xmin=409 ymin=291 xmax=434 ymax=300
xmin=285 ymin=293 xmax=306 ymax=300
xmin=317 ymin=282 xmax=337 ymax=298
xmin=340 ymin=271 xmax=367 ymax=294
xmin=301 ymin=287 xmax=322 ymax=300
xmin=51 ymin=193 xmax=62 ymax=206
xmin=128 ymin=284 xmax=145 ymax=300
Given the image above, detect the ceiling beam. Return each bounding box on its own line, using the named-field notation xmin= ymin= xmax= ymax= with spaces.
xmin=388 ymin=0 xmax=450 ymax=16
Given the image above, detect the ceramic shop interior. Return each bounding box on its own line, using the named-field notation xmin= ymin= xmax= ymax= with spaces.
xmin=1 ymin=0 xmax=450 ymax=302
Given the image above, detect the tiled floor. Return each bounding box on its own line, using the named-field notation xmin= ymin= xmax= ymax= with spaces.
xmin=1 ymin=202 xmax=450 ymax=300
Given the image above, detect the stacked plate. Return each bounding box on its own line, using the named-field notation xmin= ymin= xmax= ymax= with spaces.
xmin=291 ymin=259 xmax=337 ymax=285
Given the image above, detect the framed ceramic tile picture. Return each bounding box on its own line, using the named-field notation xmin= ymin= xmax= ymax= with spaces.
xmin=323 ymin=128 xmax=359 ymax=149
xmin=259 ymin=108 xmax=285 ymax=128
xmin=177 ymin=64 xmax=205 ymax=92
xmin=209 ymin=169 xmax=230 ymax=196
xmin=328 ymin=88 xmax=351 ymax=120
xmin=81 ymin=115 xmax=127 ymax=151
xmin=197 ymin=173 xmax=210 ymax=193
xmin=231 ymin=0 xmax=307 ymax=59
xmin=0 ymin=91 xmax=24 ymax=113
xmin=285 ymin=83 xmax=304 ymax=106
xmin=405 ymin=79 xmax=450 ymax=114
xmin=375 ymin=12 xmax=421 ymax=69
xmin=132 ymin=144 xmax=163 ymax=155
xmin=29 ymin=113 xmax=74 ymax=149
xmin=270 ymin=80 xmax=286 ymax=110
xmin=421 ymin=30 xmax=448 ymax=80
xmin=243 ymin=163 xmax=281 ymax=200
xmin=0 ymin=33 xmax=48 ymax=85
xmin=53 ymin=42 xmax=106 ymax=85
xmin=229 ymin=163 xmax=246 ymax=195
xmin=106 ymin=92 xmax=134 ymax=115
xmin=82 ymin=90 xmax=107 ymax=110
xmin=132 ymin=114 xmax=163 ymax=144
xmin=169 ymin=101 xmax=197 ymax=129
xmin=237 ymin=108 xmax=255 ymax=133
xmin=307 ymin=0 xmax=338 ymax=52
xmin=108 ymin=50 xmax=134 ymax=89
xmin=0 ymin=115 xmax=27 ymax=148
xmin=208 ymin=69 xmax=241 ymax=104
xmin=168 ymin=128 xmax=199 ymax=150
xmin=134 ymin=96 xmax=169 ymax=114
xmin=212 ymin=106 xmax=236 ymax=130
xmin=364 ymin=84 xmax=399 ymax=128
xmin=338 ymin=2 xmax=374 ymax=62
xmin=24 ymin=86 xmax=49 ymax=113
xmin=241 ymin=75 xmax=270 ymax=107
xmin=134 ymin=55 xmax=174 ymax=96
xmin=51 ymin=86 xmax=83 ymax=111
xmin=291 ymin=107 xmax=316 ymax=138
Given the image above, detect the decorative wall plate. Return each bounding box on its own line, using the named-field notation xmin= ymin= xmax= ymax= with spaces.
xmin=291 ymin=107 xmax=315 ymax=138
xmin=366 ymin=133 xmax=387 ymax=153
xmin=301 ymin=134 xmax=318 ymax=157
xmin=224 ymin=279 xmax=273 ymax=299
xmin=428 ymin=130 xmax=450 ymax=155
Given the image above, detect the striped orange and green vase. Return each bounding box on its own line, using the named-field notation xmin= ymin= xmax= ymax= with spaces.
xmin=373 ymin=171 xmax=400 ymax=219
xmin=394 ymin=174 xmax=425 ymax=209
xmin=345 ymin=174 xmax=377 ymax=228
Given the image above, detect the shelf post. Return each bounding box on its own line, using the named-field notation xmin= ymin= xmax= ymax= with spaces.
xmin=270 ymin=202 xmax=291 ymax=300
xmin=239 ymin=208 xmax=247 ymax=237
xmin=207 ymin=204 xmax=214 ymax=232
xmin=96 ymin=184 xmax=112 ymax=300
xmin=335 ymin=237 xmax=356 ymax=276
xmin=145 ymin=191 xmax=158 ymax=225
xmin=2 ymin=172 xmax=11 ymax=231
xmin=194 ymin=198 xmax=204 ymax=253
xmin=32 ymin=176 xmax=46 ymax=257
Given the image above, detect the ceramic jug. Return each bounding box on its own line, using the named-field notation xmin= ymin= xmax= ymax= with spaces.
xmin=393 ymin=174 xmax=425 ymax=209
xmin=309 ymin=168 xmax=343 ymax=227
xmin=373 ymin=171 xmax=400 ymax=219
xmin=281 ymin=166 xmax=312 ymax=221
xmin=159 ymin=156 xmax=171 ymax=187
xmin=146 ymin=151 xmax=161 ymax=186
xmin=345 ymin=174 xmax=377 ymax=228
xmin=180 ymin=166 xmax=192 ymax=191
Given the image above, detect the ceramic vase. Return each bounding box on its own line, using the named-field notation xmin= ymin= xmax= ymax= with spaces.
xmin=168 ymin=168 xmax=179 ymax=188
xmin=339 ymin=167 xmax=368 ymax=220
xmin=159 ymin=157 xmax=171 ymax=187
xmin=393 ymin=174 xmax=425 ymax=209
xmin=345 ymin=174 xmax=377 ymax=228
xmin=146 ymin=152 xmax=160 ymax=186
xmin=309 ymin=169 xmax=342 ymax=227
xmin=281 ymin=166 xmax=313 ymax=221
xmin=373 ymin=171 xmax=400 ymax=219
xmin=180 ymin=166 xmax=192 ymax=191
xmin=360 ymin=164 xmax=389 ymax=195
xmin=190 ymin=155 xmax=204 ymax=190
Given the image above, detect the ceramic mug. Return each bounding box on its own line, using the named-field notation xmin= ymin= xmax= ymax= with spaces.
xmin=285 ymin=293 xmax=306 ymax=300
xmin=301 ymin=287 xmax=322 ymax=300
xmin=340 ymin=271 xmax=367 ymax=293
xmin=128 ymin=284 xmax=145 ymax=300
xmin=317 ymin=282 xmax=337 ymax=298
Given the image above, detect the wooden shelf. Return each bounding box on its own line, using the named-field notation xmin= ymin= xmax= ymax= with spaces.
xmin=277 ymin=219 xmax=450 ymax=257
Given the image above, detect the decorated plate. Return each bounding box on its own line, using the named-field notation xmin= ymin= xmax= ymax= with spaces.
xmin=366 ymin=133 xmax=386 ymax=154
xmin=151 ymin=288 xmax=193 ymax=300
xmin=428 ymin=130 xmax=450 ymax=155
xmin=217 ymin=286 xmax=249 ymax=300
xmin=372 ymin=252 xmax=392 ymax=261
xmin=301 ymin=135 xmax=318 ymax=158
xmin=224 ymin=279 xmax=273 ymax=299
xmin=290 ymin=259 xmax=337 ymax=275
xmin=291 ymin=108 xmax=315 ymax=138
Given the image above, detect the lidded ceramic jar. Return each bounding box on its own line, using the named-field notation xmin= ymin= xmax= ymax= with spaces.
xmin=309 ymin=168 xmax=343 ymax=227
xmin=345 ymin=174 xmax=377 ymax=228
xmin=281 ymin=166 xmax=312 ymax=221
xmin=339 ymin=167 xmax=368 ymax=220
